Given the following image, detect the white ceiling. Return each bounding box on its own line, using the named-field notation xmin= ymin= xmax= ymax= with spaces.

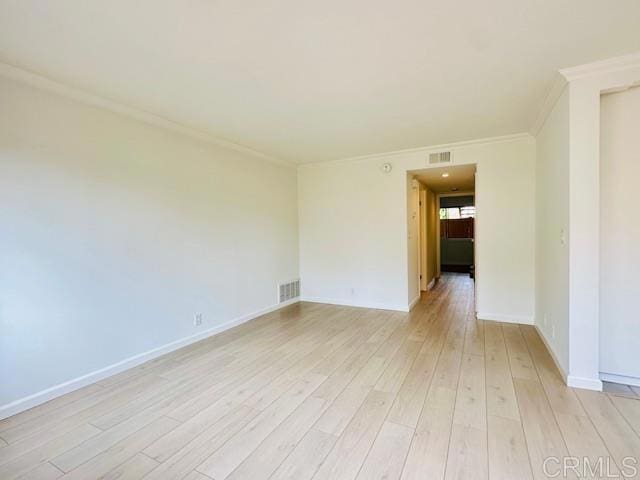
xmin=414 ymin=164 xmax=476 ymax=193
xmin=1 ymin=1 xmax=639 ymax=164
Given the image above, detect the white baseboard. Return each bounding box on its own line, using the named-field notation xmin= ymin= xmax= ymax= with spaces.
xmin=301 ymin=296 xmax=409 ymax=312
xmin=0 ymin=298 xmax=300 ymax=420
xmin=426 ymin=278 xmax=436 ymax=290
xmin=408 ymin=295 xmax=420 ymax=311
xmin=534 ymin=324 xmax=568 ymax=381
xmin=567 ymin=375 xmax=603 ymax=391
xmin=534 ymin=325 xmax=602 ymax=392
xmin=476 ymin=312 xmax=534 ymax=325
xmin=600 ymin=372 xmax=640 ymax=388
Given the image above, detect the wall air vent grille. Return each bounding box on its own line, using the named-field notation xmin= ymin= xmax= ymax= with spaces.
xmin=279 ymin=279 xmax=300 ymax=303
xmin=428 ymin=151 xmax=452 ymax=164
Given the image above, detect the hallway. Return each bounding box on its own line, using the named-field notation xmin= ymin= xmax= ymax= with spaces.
xmin=1 ymin=274 xmax=640 ymax=479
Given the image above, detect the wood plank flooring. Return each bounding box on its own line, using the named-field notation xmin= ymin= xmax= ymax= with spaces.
xmin=2 ymin=274 xmax=640 ymax=479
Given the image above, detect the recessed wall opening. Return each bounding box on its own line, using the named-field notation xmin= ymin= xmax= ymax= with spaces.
xmin=407 ymin=164 xmax=476 ymax=309
xmin=599 ymin=85 xmax=640 ymax=390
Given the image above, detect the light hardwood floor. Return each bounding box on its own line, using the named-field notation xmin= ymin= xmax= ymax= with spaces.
xmin=2 ymin=274 xmax=640 ymax=480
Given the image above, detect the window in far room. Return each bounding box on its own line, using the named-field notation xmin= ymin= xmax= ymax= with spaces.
xmin=439 ymin=206 xmax=475 ymax=219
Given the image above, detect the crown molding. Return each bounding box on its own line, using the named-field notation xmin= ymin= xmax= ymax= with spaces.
xmin=530 ymin=52 xmax=640 ymax=137
xmin=559 ymin=51 xmax=640 ymax=82
xmin=529 ymin=72 xmax=568 ymax=137
xmin=0 ymin=62 xmax=295 ymax=168
xmin=299 ymin=132 xmax=533 ymax=169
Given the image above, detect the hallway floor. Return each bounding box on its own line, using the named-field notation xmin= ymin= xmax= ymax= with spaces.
xmin=1 ymin=274 xmax=640 ymax=479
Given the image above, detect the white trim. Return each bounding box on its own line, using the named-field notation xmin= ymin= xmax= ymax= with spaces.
xmin=534 ymin=324 xmax=568 ymax=381
xmin=567 ymin=375 xmax=603 ymax=391
xmin=560 ymin=52 xmax=640 ymax=82
xmin=600 ymin=372 xmax=640 ymax=388
xmin=408 ymin=295 xmax=420 ymax=311
xmin=0 ymin=298 xmax=299 ymax=420
xmin=299 ymin=133 xmax=533 ymax=169
xmin=476 ymin=312 xmax=534 ymax=325
xmin=0 ymin=62 xmax=294 ymax=169
xmin=529 ymin=73 xmax=568 ymax=136
xmin=426 ymin=278 xmax=436 ymax=290
xmin=301 ymin=296 xmax=409 ymax=312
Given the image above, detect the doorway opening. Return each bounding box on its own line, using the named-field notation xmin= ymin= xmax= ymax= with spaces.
xmin=407 ymin=164 xmax=476 ymax=305
xmin=439 ymin=194 xmax=475 ymax=276
xmin=598 ymin=85 xmax=640 ymax=389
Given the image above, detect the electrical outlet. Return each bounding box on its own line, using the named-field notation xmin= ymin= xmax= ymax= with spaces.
xmin=194 ymin=313 xmax=203 ymax=326
xmin=350 ymin=288 xmax=355 ymax=296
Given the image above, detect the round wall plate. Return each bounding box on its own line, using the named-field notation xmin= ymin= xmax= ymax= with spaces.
xmin=381 ymin=162 xmax=392 ymax=173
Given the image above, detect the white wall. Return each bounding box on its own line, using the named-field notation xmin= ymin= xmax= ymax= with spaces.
xmin=419 ymin=185 xmax=427 ymax=291
xmin=0 ymin=76 xmax=299 ymax=412
xmin=297 ymin=159 xmax=408 ymax=311
xmin=407 ymin=177 xmax=420 ymax=305
xmin=298 ymin=136 xmax=536 ymax=320
xmin=475 ymin=149 xmax=535 ymax=323
xmin=532 ymin=55 xmax=640 ymax=391
xmin=600 ymin=86 xmax=640 ymax=383
xmin=535 ymin=87 xmax=570 ymax=374
xmin=418 ymin=184 xmax=437 ymax=290
xmin=425 ymin=188 xmax=438 ymax=287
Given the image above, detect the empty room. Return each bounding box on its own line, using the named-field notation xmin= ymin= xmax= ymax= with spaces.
xmin=1 ymin=1 xmax=640 ymax=479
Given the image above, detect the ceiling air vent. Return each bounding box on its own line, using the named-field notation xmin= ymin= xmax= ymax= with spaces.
xmin=428 ymin=151 xmax=452 ymax=164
